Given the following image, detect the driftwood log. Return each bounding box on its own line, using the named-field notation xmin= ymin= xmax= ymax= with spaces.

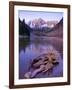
xmin=24 ymin=52 xmax=59 ymax=79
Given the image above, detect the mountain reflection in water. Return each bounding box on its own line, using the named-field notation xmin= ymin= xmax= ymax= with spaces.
xmin=19 ymin=37 xmax=63 ymax=79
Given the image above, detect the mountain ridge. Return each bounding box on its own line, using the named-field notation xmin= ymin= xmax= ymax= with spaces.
xmin=28 ymin=18 xmax=58 ymax=29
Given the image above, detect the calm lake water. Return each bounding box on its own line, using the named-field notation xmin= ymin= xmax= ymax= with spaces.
xmin=19 ymin=36 xmax=63 ymax=79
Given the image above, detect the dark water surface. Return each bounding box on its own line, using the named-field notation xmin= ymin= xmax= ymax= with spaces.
xmin=19 ymin=36 xmax=63 ymax=79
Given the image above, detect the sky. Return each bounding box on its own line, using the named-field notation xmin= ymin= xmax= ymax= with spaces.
xmin=19 ymin=10 xmax=63 ymax=23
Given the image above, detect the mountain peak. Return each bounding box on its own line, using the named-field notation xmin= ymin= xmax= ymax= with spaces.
xmin=28 ymin=18 xmax=58 ymax=29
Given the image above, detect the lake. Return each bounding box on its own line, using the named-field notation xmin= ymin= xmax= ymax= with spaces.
xmin=19 ymin=35 xmax=63 ymax=79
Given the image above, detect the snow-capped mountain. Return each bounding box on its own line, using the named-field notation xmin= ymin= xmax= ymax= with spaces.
xmin=28 ymin=18 xmax=45 ymax=28
xmin=28 ymin=18 xmax=58 ymax=29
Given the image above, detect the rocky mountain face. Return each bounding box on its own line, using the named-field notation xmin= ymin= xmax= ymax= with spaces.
xmin=28 ymin=18 xmax=58 ymax=29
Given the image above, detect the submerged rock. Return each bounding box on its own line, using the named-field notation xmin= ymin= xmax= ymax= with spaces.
xmin=24 ymin=51 xmax=59 ymax=79
xmin=24 ymin=72 xmax=31 ymax=79
xmin=43 ymin=62 xmax=53 ymax=73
